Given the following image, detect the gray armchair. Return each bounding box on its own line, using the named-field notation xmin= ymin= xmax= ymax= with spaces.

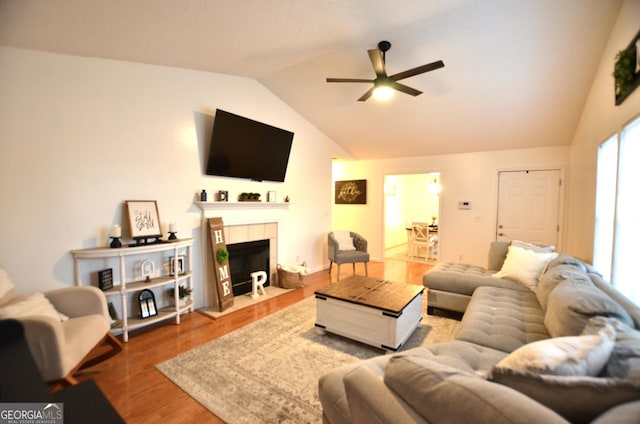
xmin=328 ymin=231 xmax=370 ymax=281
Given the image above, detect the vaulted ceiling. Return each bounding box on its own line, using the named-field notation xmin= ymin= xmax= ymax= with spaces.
xmin=0 ymin=0 xmax=623 ymax=159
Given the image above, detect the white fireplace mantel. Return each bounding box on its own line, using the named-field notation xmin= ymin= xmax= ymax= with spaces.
xmin=195 ymin=201 xmax=290 ymax=210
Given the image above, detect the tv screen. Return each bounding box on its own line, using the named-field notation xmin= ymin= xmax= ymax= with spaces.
xmin=206 ymin=109 xmax=294 ymax=182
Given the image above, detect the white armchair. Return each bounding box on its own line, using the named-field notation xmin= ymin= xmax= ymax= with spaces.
xmin=0 ymin=266 xmax=122 ymax=386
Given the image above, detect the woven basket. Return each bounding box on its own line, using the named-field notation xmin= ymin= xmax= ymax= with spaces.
xmin=277 ymin=266 xmax=305 ymax=289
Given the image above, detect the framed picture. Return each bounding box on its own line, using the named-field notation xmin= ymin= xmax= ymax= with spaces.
xmin=170 ymin=255 xmax=186 ymax=275
xmin=138 ymin=289 xmax=158 ymax=319
xmin=335 ymin=179 xmax=367 ymax=204
xmin=126 ymin=200 xmax=162 ymax=240
xmin=267 ymin=191 xmax=276 ymax=202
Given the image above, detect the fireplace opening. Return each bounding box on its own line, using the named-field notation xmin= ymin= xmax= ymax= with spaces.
xmin=227 ymin=239 xmax=270 ymax=296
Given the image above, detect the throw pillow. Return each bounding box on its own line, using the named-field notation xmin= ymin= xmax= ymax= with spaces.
xmin=511 ymin=240 xmax=556 ymax=253
xmin=333 ymin=231 xmax=355 ymax=251
xmin=494 ymin=323 xmax=615 ymax=376
xmin=0 ymin=292 xmax=69 ymax=322
xmin=488 ymin=367 xmax=640 ymax=424
xmin=582 ymin=316 xmax=640 ymax=379
xmin=384 ymin=355 xmax=568 ymax=423
xmin=493 ymin=245 xmax=558 ymax=291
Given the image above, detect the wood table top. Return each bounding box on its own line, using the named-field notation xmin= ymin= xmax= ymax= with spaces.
xmin=314 ymin=275 xmax=424 ymax=314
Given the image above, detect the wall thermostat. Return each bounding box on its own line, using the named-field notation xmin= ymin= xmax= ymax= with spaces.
xmin=458 ymin=201 xmax=471 ymax=210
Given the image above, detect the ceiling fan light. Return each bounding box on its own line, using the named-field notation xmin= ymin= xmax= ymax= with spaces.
xmin=373 ymin=85 xmax=394 ymax=100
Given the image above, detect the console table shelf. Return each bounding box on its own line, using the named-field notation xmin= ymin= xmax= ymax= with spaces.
xmin=71 ymin=239 xmax=193 ymax=342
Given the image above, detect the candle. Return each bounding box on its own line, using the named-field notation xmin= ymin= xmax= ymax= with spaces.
xmin=169 ymin=223 xmax=176 ymax=233
xmin=111 ymin=224 xmax=121 ymax=238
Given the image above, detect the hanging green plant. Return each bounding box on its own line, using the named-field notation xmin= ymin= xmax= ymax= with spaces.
xmin=216 ymin=247 xmax=229 ymax=265
xmin=613 ymin=48 xmax=636 ymax=96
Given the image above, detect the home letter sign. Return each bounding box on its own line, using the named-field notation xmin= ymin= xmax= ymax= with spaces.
xmin=208 ymin=217 xmax=234 ymax=311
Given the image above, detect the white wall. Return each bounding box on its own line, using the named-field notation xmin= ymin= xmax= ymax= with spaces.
xmin=0 ymin=47 xmax=348 ymax=306
xmin=333 ymin=147 xmax=570 ymax=266
xmin=566 ymin=0 xmax=640 ymax=262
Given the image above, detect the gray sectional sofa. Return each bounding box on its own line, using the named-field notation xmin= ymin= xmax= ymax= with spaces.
xmin=318 ymin=241 xmax=640 ymax=423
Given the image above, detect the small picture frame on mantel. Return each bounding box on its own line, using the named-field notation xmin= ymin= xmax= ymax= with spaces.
xmin=267 ymin=191 xmax=277 ymax=202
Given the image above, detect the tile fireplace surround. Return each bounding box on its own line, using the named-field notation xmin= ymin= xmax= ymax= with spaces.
xmin=196 ymin=201 xmax=289 ymax=308
xmin=223 ymin=221 xmax=278 ymax=284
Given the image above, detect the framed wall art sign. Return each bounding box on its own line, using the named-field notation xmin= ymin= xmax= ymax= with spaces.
xmin=335 ymin=179 xmax=367 ymax=204
xmin=208 ymin=217 xmax=234 ymax=312
xmin=126 ymin=200 xmax=162 ymax=241
xmin=98 ymin=268 xmax=114 ymax=291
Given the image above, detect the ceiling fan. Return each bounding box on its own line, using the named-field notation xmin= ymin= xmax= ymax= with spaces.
xmin=326 ymin=40 xmax=444 ymax=101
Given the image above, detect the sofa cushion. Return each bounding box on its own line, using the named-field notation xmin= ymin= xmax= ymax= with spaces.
xmin=545 ymin=279 xmax=635 ymax=337
xmin=546 ymin=254 xmax=589 ymax=273
xmin=423 ymin=262 xmax=527 ymax=297
xmin=318 ymin=342 xmax=507 ymax=424
xmin=488 ymin=367 xmax=640 ymax=424
xmin=343 ymin=366 xmax=427 ymax=424
xmin=536 ymin=264 xmax=592 ymax=311
xmin=494 ymin=323 xmax=615 ymax=376
xmin=589 ymin=273 xmax=640 ymax=328
xmin=455 ymin=286 xmax=549 ymax=353
xmin=493 ymin=245 xmax=557 ymax=291
xmin=385 ymin=356 xmax=569 ymax=424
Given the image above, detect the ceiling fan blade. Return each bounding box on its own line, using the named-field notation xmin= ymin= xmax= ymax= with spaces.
xmin=358 ymin=86 xmax=375 ymax=102
xmin=326 ymin=78 xmax=375 ymax=83
xmin=390 ymin=81 xmax=422 ymax=97
xmin=390 ymin=60 xmax=444 ymax=81
xmin=368 ymin=49 xmax=386 ymax=78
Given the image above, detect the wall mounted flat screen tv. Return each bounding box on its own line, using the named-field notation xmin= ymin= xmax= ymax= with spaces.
xmin=206 ymin=109 xmax=294 ymax=182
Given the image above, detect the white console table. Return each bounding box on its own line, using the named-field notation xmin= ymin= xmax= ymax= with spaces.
xmin=71 ymin=239 xmax=193 ymax=342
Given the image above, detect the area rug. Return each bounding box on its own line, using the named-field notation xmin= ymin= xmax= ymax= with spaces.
xmin=156 ymin=294 xmax=459 ymax=424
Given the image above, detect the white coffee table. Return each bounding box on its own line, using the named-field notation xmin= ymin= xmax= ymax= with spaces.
xmin=314 ymin=276 xmax=424 ymax=351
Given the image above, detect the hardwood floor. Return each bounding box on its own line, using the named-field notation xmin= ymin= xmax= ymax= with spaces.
xmin=80 ymin=259 xmax=433 ymax=423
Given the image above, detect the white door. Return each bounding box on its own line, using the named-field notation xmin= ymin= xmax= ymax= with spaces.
xmin=496 ymin=170 xmax=561 ymax=246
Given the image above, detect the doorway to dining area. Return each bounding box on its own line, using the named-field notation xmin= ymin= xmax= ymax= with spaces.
xmin=384 ymin=172 xmax=440 ymax=264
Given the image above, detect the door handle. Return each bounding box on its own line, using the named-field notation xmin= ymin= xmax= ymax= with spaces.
xmin=498 ymin=232 xmax=504 ymax=236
